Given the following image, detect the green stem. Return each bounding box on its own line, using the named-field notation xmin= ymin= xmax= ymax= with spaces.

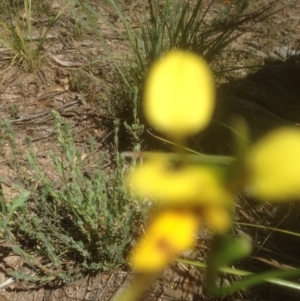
xmin=122 ymin=151 xmax=235 ymax=165
xmin=177 ymin=258 xmax=300 ymax=295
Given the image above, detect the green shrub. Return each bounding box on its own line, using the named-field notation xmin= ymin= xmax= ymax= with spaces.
xmin=0 ymin=112 xmax=145 ymax=283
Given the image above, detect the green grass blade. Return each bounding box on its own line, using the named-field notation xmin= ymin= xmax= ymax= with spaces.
xmin=178 ymin=258 xmax=300 ymax=294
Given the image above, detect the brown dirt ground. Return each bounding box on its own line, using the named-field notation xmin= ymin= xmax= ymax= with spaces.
xmin=0 ymin=0 xmax=300 ymax=300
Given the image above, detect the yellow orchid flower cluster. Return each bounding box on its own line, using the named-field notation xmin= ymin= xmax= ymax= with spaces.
xmin=126 ymin=50 xmax=300 ymax=273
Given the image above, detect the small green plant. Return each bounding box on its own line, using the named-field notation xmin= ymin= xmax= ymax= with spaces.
xmin=10 ymin=105 xmax=20 ymax=120
xmin=69 ymin=0 xmax=88 ymax=39
xmin=0 ymin=112 xmax=145 ymax=283
xmin=0 ymin=0 xmax=69 ymax=71
xmin=73 ymin=18 xmax=86 ymax=39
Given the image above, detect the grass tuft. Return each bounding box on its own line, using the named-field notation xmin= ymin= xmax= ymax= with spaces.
xmin=0 ymin=0 xmax=69 ymax=71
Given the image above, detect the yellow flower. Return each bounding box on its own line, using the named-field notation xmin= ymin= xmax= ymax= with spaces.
xmin=127 ymin=158 xmax=232 ymax=206
xmin=144 ymin=50 xmax=215 ymax=137
xmin=246 ymin=127 xmax=300 ymax=201
xmin=129 ymin=209 xmax=199 ymax=272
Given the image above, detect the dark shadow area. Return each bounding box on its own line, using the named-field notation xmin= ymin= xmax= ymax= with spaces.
xmin=234 ymin=199 xmax=300 ymax=301
xmin=192 ymin=54 xmax=300 ymax=155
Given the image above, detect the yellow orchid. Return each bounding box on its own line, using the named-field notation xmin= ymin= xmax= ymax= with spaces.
xmin=119 ymin=46 xmax=300 ymax=301
xmin=126 ymin=49 xmax=300 ymax=276
xmin=144 ymin=50 xmax=215 ymax=137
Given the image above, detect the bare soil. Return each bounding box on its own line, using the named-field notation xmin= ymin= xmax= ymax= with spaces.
xmin=0 ymin=0 xmax=300 ymax=300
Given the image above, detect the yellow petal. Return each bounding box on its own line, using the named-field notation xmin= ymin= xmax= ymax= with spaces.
xmin=246 ymin=127 xmax=300 ymax=201
xmin=127 ymin=158 xmax=231 ymax=205
xmin=129 ymin=209 xmax=199 ymax=272
xmin=144 ymin=50 xmax=215 ymax=137
xmin=129 ymin=235 xmax=169 ymax=273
